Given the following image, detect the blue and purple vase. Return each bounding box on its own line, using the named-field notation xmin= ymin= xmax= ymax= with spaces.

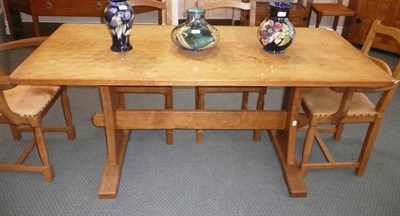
xmin=104 ymin=0 xmax=134 ymax=52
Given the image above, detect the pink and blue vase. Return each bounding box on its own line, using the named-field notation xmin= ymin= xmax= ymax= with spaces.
xmin=258 ymin=2 xmax=295 ymax=54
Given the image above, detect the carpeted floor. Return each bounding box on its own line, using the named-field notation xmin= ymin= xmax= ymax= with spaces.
xmin=0 ymin=32 xmax=399 ymax=215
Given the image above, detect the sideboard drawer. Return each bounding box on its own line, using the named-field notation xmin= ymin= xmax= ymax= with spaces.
xmin=32 ymin=0 xmax=107 ymax=16
xmin=4 ymin=0 xmax=163 ymax=38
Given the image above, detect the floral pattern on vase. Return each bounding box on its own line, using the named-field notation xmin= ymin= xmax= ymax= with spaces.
xmin=104 ymin=0 xmax=134 ymax=52
xmin=258 ymin=2 xmax=295 ymax=54
xmin=171 ymin=7 xmax=219 ymax=51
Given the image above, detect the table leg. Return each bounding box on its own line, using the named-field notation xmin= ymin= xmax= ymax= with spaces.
xmin=268 ymin=87 xmax=307 ymax=197
xmin=97 ymin=86 xmax=131 ymax=199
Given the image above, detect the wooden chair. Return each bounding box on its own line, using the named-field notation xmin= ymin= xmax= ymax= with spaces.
xmin=119 ymin=0 xmax=173 ymax=144
xmin=195 ymin=0 xmax=266 ymax=144
xmin=309 ymin=0 xmax=355 ymax=31
xmin=299 ymin=19 xmax=400 ymax=177
xmin=2 ymin=0 xmax=41 ymax=39
xmin=0 ymin=37 xmax=76 ymax=181
xmin=197 ymin=0 xmax=257 ymax=26
xmin=129 ymin=0 xmax=172 ymax=25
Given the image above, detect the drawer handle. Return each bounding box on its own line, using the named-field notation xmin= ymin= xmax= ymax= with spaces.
xmin=96 ymin=1 xmax=103 ymax=10
xmin=46 ymin=0 xmax=53 ymax=9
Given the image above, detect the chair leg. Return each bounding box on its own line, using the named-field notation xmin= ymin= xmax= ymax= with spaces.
xmin=300 ymin=117 xmax=318 ymax=177
xmin=241 ymin=92 xmax=250 ymax=110
xmin=60 ymin=89 xmax=76 ymax=140
xmin=315 ymin=131 xmax=335 ymax=163
xmin=9 ymin=124 xmax=22 ymax=140
xmin=34 ymin=127 xmax=54 ymax=181
xmin=315 ymin=13 xmax=322 ymax=28
xmin=241 ymin=92 xmax=262 ymax=141
xmin=195 ymin=87 xmax=204 ymax=144
xmin=15 ymin=138 xmax=36 ymax=164
xmin=355 ymin=120 xmax=382 ymax=176
xmin=334 ymin=122 xmax=345 ymax=140
xmin=253 ymin=89 xmax=266 ymax=142
xmin=118 ymin=92 xmax=126 ymax=109
xmin=332 ymin=16 xmax=340 ymax=31
xmin=165 ymin=87 xmax=173 ymax=145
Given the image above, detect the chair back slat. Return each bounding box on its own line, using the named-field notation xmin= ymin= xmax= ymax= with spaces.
xmin=200 ymin=0 xmax=256 ymax=26
xmin=361 ymin=19 xmax=400 ymax=80
xmin=358 ymin=20 xmax=400 ymax=113
xmin=128 ymin=0 xmax=172 ymax=25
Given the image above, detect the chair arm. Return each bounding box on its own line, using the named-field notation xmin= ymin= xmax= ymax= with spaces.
xmin=330 ymin=81 xmax=398 ymax=93
xmin=0 ymin=90 xmax=21 ymax=124
xmin=0 ymin=75 xmax=16 ymax=90
xmin=0 ymin=36 xmax=48 ymax=52
xmin=331 ymin=90 xmax=354 ymax=123
xmin=330 ymin=53 xmax=396 ymax=92
xmin=367 ymin=55 xmax=392 ymax=74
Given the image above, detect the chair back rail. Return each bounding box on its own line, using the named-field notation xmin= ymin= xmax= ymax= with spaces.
xmin=198 ymin=0 xmax=256 ymax=26
xmin=127 ymin=0 xmax=172 ymax=25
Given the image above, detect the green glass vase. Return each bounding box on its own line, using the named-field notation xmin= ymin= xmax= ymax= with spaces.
xmin=171 ymin=7 xmax=219 ymax=51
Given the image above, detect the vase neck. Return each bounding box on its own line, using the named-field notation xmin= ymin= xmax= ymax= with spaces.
xmin=186 ymin=7 xmax=206 ymax=21
xmin=109 ymin=0 xmax=126 ymax=3
xmin=269 ymin=2 xmax=292 ymax=18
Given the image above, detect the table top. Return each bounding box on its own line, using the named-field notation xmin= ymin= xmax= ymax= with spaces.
xmin=10 ymin=23 xmax=395 ymax=88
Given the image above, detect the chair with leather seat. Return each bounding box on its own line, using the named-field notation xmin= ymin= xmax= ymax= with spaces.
xmin=299 ymin=19 xmax=400 ymax=177
xmin=309 ymin=0 xmax=355 ymax=31
xmin=119 ymin=0 xmax=173 ymax=144
xmin=0 ymin=37 xmax=76 ymax=181
xmin=195 ymin=0 xmax=266 ymax=144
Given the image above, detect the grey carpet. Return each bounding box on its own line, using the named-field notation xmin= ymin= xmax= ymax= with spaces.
xmin=0 ymin=47 xmax=399 ymax=215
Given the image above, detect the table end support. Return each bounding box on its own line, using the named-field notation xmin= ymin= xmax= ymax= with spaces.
xmin=268 ymin=130 xmax=308 ymax=198
xmin=98 ymin=130 xmax=131 ymax=199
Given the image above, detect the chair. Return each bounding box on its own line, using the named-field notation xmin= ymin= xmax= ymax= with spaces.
xmin=2 ymin=0 xmax=41 ymax=39
xmin=119 ymin=0 xmax=173 ymax=144
xmin=128 ymin=0 xmax=172 ymax=25
xmin=197 ymin=0 xmax=256 ymax=26
xmin=0 ymin=37 xmax=76 ymax=181
xmin=195 ymin=0 xmax=266 ymax=144
xmin=309 ymin=0 xmax=355 ymax=31
xmin=299 ymin=19 xmax=400 ymax=177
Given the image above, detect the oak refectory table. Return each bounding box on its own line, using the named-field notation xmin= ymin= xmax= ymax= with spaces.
xmin=10 ymin=24 xmax=395 ymax=198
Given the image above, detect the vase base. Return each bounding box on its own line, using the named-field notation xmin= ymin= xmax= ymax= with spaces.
xmin=264 ymin=49 xmax=286 ymax=54
xmin=110 ymin=45 xmax=133 ymax=52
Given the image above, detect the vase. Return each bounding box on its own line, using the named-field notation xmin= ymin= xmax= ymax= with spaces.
xmin=258 ymin=2 xmax=295 ymax=54
xmin=104 ymin=0 xmax=134 ymax=52
xmin=171 ymin=7 xmax=219 ymax=51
